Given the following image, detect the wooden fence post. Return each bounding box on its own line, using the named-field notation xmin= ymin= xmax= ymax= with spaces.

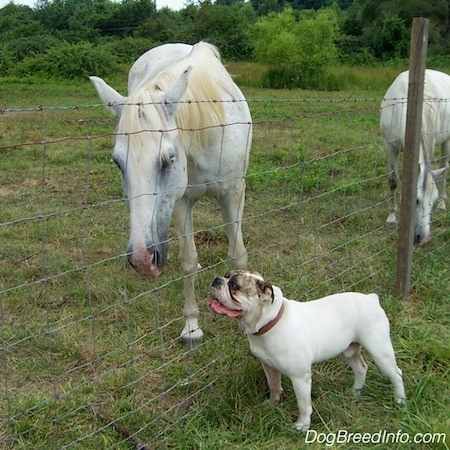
xmin=394 ymin=17 xmax=429 ymax=298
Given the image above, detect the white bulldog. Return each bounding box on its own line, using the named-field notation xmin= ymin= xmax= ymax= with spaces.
xmin=208 ymin=270 xmax=406 ymax=431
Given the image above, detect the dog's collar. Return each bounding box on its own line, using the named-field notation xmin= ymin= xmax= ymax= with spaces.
xmin=253 ymin=301 xmax=285 ymax=336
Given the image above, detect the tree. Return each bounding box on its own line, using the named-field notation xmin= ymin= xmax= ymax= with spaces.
xmin=362 ymin=12 xmax=409 ymax=59
xmin=250 ymin=0 xmax=286 ymax=16
xmin=0 ymin=3 xmax=40 ymax=41
xmin=133 ymin=6 xmax=179 ymax=44
xmin=110 ymin=0 xmax=156 ymax=36
xmin=359 ymin=0 xmax=450 ymax=58
xmin=188 ymin=1 xmax=256 ymax=60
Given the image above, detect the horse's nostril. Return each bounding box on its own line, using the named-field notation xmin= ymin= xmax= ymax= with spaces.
xmin=153 ymin=249 xmax=162 ymax=267
xmin=127 ymin=252 xmax=135 ymax=268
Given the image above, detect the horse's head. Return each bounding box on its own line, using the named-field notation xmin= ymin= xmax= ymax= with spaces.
xmin=415 ymin=164 xmax=446 ymax=244
xmin=91 ymin=67 xmax=193 ymax=277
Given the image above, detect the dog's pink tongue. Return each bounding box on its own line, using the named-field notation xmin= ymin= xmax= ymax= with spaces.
xmin=208 ymin=298 xmax=242 ymax=318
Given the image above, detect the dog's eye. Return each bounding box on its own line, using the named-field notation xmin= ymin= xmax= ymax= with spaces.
xmin=229 ymin=278 xmax=239 ymax=291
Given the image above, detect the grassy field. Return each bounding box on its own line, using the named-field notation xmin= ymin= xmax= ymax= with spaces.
xmin=0 ymin=65 xmax=449 ymax=449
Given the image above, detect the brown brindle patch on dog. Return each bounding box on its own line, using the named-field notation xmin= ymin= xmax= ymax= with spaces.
xmin=225 ymin=270 xmax=272 ymax=302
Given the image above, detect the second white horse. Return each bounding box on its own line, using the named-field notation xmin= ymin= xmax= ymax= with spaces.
xmin=380 ymin=69 xmax=449 ymax=244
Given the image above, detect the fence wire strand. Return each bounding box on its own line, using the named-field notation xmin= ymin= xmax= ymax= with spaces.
xmin=0 ymin=96 xmax=447 ymax=448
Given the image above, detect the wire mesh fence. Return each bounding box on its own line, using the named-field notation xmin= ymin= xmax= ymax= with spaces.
xmin=0 ymin=96 xmax=448 ymax=448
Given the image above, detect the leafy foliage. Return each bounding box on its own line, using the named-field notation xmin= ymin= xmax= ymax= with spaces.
xmin=104 ymin=37 xmax=157 ymax=64
xmin=187 ymin=1 xmax=256 ymax=60
xmin=362 ymin=12 xmax=409 ymax=59
xmin=252 ymin=8 xmax=339 ymax=88
xmin=6 ymin=34 xmax=61 ymax=62
xmin=0 ymin=0 xmax=449 ymax=81
xmin=12 ymin=42 xmax=120 ymax=79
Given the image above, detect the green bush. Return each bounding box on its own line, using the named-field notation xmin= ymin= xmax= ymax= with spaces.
xmin=12 ymin=42 xmax=120 ymax=80
xmin=252 ymin=8 xmax=339 ymax=89
xmin=6 ymin=34 xmax=60 ymax=62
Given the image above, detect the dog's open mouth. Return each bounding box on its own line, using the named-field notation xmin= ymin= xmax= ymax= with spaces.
xmin=208 ymin=297 xmax=243 ymax=318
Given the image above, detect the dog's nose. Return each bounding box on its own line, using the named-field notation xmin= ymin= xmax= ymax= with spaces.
xmin=211 ymin=277 xmax=223 ymax=288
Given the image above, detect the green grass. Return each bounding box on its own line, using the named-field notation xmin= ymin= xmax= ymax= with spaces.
xmin=0 ymin=65 xmax=449 ymax=449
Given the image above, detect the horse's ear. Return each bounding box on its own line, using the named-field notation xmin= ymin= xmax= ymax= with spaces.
xmin=89 ymin=76 xmax=125 ymax=116
xmin=163 ymin=65 xmax=192 ymax=118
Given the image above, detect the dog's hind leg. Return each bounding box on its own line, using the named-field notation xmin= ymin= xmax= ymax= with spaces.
xmin=361 ymin=338 xmax=406 ymax=404
xmin=372 ymin=353 xmax=406 ymax=404
xmin=262 ymin=363 xmax=283 ymax=404
xmin=342 ymin=343 xmax=368 ymax=395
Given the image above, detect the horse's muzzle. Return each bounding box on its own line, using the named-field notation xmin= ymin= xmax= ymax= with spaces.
xmin=127 ymin=242 xmax=167 ymax=278
xmin=414 ymin=234 xmax=429 ymax=245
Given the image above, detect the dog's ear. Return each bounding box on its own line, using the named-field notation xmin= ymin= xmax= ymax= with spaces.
xmin=257 ymin=280 xmax=274 ymax=302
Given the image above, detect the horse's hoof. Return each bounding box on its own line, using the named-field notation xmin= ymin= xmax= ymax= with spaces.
xmin=386 ymin=219 xmax=398 ymax=228
xmin=437 ymin=200 xmax=446 ymax=211
xmin=180 ymin=335 xmax=203 ymax=350
xmin=179 ymin=326 xmax=204 ymax=349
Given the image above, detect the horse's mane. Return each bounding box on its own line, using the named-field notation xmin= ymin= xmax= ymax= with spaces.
xmin=121 ymin=42 xmax=231 ymax=155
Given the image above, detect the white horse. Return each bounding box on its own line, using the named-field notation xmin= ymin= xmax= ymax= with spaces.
xmin=90 ymin=42 xmax=252 ymax=343
xmin=380 ymin=69 xmax=449 ymax=244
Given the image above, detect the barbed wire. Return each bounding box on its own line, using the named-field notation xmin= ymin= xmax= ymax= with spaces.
xmin=0 ymin=97 xmax=384 ymax=115
xmin=1 ymin=95 xmax=447 ymax=448
xmin=0 ymin=110 xmax=378 ymax=153
xmin=2 ymin=96 xmax=449 ymax=117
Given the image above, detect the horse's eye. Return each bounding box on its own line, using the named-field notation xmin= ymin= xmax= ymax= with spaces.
xmin=161 ymin=158 xmax=170 ymax=171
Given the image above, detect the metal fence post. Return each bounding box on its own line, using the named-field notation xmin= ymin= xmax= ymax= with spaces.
xmin=394 ymin=17 xmax=429 ymax=298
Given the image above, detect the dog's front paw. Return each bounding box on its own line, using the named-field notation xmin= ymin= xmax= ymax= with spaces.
xmin=262 ymin=396 xmax=280 ymax=407
xmin=294 ymin=421 xmax=310 ymax=432
xmin=269 ymin=390 xmax=283 ymax=405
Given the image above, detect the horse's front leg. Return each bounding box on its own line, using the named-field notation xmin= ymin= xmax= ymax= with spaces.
xmin=437 ymin=140 xmax=449 ymax=210
xmin=218 ymin=180 xmax=248 ymax=270
xmin=385 ymin=141 xmax=401 ymax=226
xmin=172 ymin=198 xmax=204 ymax=345
xmin=387 ymin=171 xmax=398 ymax=226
